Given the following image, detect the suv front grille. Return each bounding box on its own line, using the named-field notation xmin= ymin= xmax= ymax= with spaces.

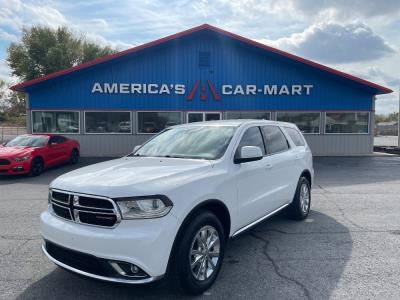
xmin=49 ymin=189 xmax=120 ymax=228
xmin=0 ymin=159 xmax=10 ymax=165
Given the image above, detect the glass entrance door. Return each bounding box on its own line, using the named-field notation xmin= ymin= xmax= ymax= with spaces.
xmin=187 ymin=112 xmax=222 ymax=123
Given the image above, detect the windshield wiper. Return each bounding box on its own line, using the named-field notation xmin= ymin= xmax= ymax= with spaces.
xmin=127 ymin=153 xmax=143 ymax=157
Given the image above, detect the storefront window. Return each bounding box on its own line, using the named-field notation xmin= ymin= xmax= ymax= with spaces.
xmin=226 ymin=112 xmax=271 ymax=120
xmin=85 ymin=112 xmax=131 ymax=133
xmin=137 ymin=112 xmax=182 ymax=133
xmin=325 ymin=112 xmax=369 ymax=134
xmin=32 ymin=111 xmax=79 ymax=133
xmin=277 ymin=112 xmax=320 ymax=133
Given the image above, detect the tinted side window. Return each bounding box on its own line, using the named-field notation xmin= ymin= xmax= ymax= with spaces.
xmin=236 ymin=127 xmax=266 ymax=156
xmin=261 ymin=126 xmax=289 ymax=154
xmin=57 ymin=136 xmax=67 ymax=143
xmin=285 ymin=127 xmax=305 ymax=146
xmin=49 ymin=136 xmax=66 ymax=144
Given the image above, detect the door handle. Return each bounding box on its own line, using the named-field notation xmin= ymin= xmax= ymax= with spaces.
xmin=295 ymin=154 xmax=302 ymax=159
xmin=265 ymin=163 xmax=273 ymax=170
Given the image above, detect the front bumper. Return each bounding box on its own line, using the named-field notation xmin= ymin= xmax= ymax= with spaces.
xmin=40 ymin=209 xmax=179 ymax=281
xmin=0 ymin=160 xmax=30 ymax=175
xmin=42 ymin=242 xmax=161 ymax=283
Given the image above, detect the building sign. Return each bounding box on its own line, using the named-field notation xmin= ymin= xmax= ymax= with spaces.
xmin=221 ymin=84 xmax=313 ymax=95
xmin=91 ymin=83 xmax=186 ymax=95
xmin=91 ymin=81 xmax=314 ymax=99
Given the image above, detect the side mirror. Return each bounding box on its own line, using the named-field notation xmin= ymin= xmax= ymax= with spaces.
xmin=234 ymin=146 xmax=263 ymax=164
xmin=133 ymin=145 xmax=141 ymax=152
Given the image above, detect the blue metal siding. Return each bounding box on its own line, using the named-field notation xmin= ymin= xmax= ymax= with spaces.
xmin=28 ymin=32 xmax=373 ymax=111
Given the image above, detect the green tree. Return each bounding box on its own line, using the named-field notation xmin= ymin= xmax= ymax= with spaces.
xmin=0 ymin=80 xmax=7 ymax=123
xmin=387 ymin=112 xmax=399 ymax=122
xmin=0 ymin=80 xmax=26 ymax=125
xmin=6 ymin=91 xmax=26 ymax=116
xmin=7 ymin=26 xmax=116 ymax=81
xmin=82 ymin=41 xmax=114 ymax=62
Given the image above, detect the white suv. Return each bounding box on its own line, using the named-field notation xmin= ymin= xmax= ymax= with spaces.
xmin=41 ymin=120 xmax=313 ymax=294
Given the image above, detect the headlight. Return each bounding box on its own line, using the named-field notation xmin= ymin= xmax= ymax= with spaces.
xmin=14 ymin=155 xmax=30 ymax=162
xmin=115 ymin=195 xmax=173 ymax=219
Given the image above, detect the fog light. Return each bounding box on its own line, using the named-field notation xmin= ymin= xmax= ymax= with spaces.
xmin=108 ymin=260 xmax=149 ymax=279
xmin=131 ymin=265 xmax=140 ymax=274
xmin=12 ymin=166 xmax=24 ymax=172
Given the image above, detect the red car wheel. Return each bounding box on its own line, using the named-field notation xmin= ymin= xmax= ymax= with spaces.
xmin=30 ymin=157 xmax=44 ymax=176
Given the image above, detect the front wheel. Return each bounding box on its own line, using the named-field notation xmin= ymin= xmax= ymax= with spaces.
xmin=285 ymin=176 xmax=311 ymax=220
xmin=173 ymin=210 xmax=226 ymax=295
xmin=69 ymin=149 xmax=79 ymax=164
xmin=30 ymin=157 xmax=44 ymax=176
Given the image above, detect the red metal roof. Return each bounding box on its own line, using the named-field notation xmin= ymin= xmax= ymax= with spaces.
xmin=10 ymin=24 xmax=393 ymax=94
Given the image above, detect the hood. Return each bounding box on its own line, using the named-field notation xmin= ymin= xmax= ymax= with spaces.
xmin=0 ymin=146 xmax=34 ymax=158
xmin=50 ymin=157 xmax=214 ymax=197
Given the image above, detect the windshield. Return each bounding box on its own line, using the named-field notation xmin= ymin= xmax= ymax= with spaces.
xmin=132 ymin=125 xmax=237 ymax=160
xmin=5 ymin=135 xmax=48 ymax=147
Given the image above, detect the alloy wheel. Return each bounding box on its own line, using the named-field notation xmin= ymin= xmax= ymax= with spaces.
xmin=31 ymin=159 xmax=43 ymax=175
xmin=299 ymin=183 xmax=310 ymax=214
xmin=189 ymin=225 xmax=220 ymax=281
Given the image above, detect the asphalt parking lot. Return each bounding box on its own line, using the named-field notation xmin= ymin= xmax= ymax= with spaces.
xmin=1 ymin=156 xmax=400 ymax=299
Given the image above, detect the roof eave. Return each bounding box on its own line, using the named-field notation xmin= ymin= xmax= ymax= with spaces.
xmin=10 ymin=23 xmax=393 ymax=95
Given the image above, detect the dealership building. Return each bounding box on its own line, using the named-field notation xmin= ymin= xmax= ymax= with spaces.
xmin=11 ymin=24 xmax=392 ymax=156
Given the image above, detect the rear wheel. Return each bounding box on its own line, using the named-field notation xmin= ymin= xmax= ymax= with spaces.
xmin=173 ymin=210 xmax=225 ymax=295
xmin=30 ymin=157 xmax=44 ymax=176
xmin=286 ymin=176 xmax=311 ymax=220
xmin=69 ymin=149 xmax=79 ymax=164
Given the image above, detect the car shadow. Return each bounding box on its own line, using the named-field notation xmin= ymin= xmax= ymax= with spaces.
xmin=16 ymin=210 xmax=352 ymax=299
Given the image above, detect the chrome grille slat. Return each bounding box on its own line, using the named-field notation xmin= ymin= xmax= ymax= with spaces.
xmin=52 ymin=198 xmax=71 ymax=206
xmin=51 ymin=191 xmax=70 ymax=204
xmin=74 ymin=206 xmax=114 ymax=213
xmin=49 ymin=189 xmax=121 ymax=228
xmin=51 ymin=202 xmax=73 ymax=220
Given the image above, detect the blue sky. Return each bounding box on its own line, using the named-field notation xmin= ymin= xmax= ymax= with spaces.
xmin=0 ymin=0 xmax=399 ymax=114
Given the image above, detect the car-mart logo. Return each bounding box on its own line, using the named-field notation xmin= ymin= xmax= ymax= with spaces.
xmin=91 ymin=81 xmax=313 ymax=99
xmin=186 ymin=80 xmax=221 ymax=101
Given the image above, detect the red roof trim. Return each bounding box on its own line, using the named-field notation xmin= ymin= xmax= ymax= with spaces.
xmin=10 ymin=24 xmax=392 ymax=94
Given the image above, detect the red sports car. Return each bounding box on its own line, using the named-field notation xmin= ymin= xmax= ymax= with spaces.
xmin=0 ymin=134 xmax=80 ymax=176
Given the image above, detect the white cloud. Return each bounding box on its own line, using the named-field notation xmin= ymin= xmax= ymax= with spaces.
xmin=0 ymin=28 xmax=18 ymax=42
xmin=85 ymin=33 xmax=135 ymax=51
xmin=0 ymin=59 xmax=17 ymax=83
xmin=290 ymin=0 xmax=400 ymax=19
xmin=0 ymin=0 xmax=22 ymax=11
xmin=0 ymin=1 xmax=67 ymax=33
xmin=363 ymin=67 xmax=400 ymax=88
xmin=375 ymin=93 xmax=399 ymax=115
xmin=0 ymin=0 xmax=399 ymax=116
xmin=23 ymin=5 xmax=68 ymax=28
xmin=353 ymin=67 xmax=400 ymax=115
xmin=0 ymin=0 xmax=23 ymax=31
xmin=264 ymin=22 xmax=396 ymax=63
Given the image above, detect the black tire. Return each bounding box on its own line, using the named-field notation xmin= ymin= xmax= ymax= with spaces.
xmin=69 ymin=149 xmax=79 ymax=164
xmin=286 ymin=176 xmax=311 ymax=220
xmin=30 ymin=157 xmax=44 ymax=176
xmin=173 ymin=210 xmax=226 ymax=295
